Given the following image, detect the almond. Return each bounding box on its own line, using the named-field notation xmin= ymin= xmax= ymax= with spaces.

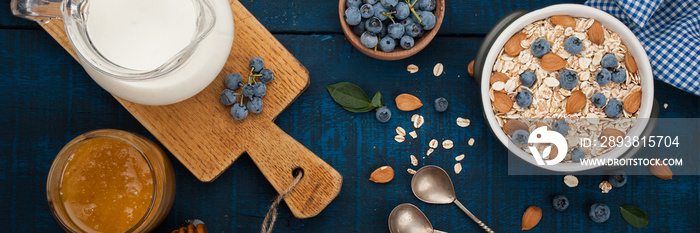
xmin=505 ymin=33 xmax=526 ymax=57
xmin=536 ymin=122 xmax=551 ymax=130
xmin=369 ymin=166 xmax=394 ymax=183
xmin=550 ymin=15 xmax=576 ymax=28
xmin=490 ymin=72 xmax=509 ymax=85
xmin=649 ymin=160 xmax=673 ymax=180
xmin=540 ymin=53 xmax=567 ymax=72
xmin=492 ymin=91 xmax=513 ymax=113
xmin=565 ymin=90 xmax=586 ymax=113
xmin=395 ymin=94 xmax=423 ymax=111
xmin=588 ymin=20 xmax=605 ymax=45
xmin=468 ymin=60 xmax=475 ymax=77
xmin=623 ymin=91 xmax=642 ymax=114
xmin=521 ymin=206 xmax=542 ymax=230
xmin=547 ymin=144 xmax=558 ymax=158
xmin=504 ymin=120 xmax=528 ymax=136
xmin=599 ymin=128 xmax=625 ymax=145
xmin=625 ymin=51 xmax=638 ymax=73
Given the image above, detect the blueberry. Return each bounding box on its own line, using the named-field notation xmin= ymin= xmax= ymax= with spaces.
xmin=224 ymin=73 xmax=243 ymax=90
xmin=604 ymin=99 xmax=623 ymax=118
xmin=553 ymin=120 xmax=568 ymax=136
xmin=399 ymin=18 xmax=414 ymax=27
xmin=363 ymin=0 xmax=377 ymax=4
xmin=379 ymin=23 xmax=388 ymax=38
xmin=611 ymin=69 xmax=626 ymax=83
xmin=346 ymin=0 xmax=362 ymax=8
xmin=353 ymin=19 xmax=367 ymax=36
xmin=512 ymin=130 xmax=530 ymax=146
xmin=395 ymin=2 xmax=410 ymax=20
xmin=241 ymin=84 xmax=255 ymax=98
xmin=373 ymin=3 xmax=388 ymax=21
xmin=410 ymin=10 xmax=423 ymax=24
xmin=365 ymin=17 xmax=383 ymax=33
xmin=552 ymin=195 xmax=569 ymax=211
xmin=418 ymin=11 xmax=436 ymax=30
xmin=360 ymin=31 xmax=379 ymax=48
xmin=247 ymin=97 xmax=264 ymax=114
xmin=230 ymin=103 xmax=248 ymax=121
xmin=589 ymin=203 xmax=611 ymax=223
xmin=380 ymin=0 xmax=398 ymax=9
xmin=344 ymin=7 xmax=362 ymax=26
xmin=405 ymin=24 xmax=423 ymax=37
xmin=608 ymin=171 xmax=627 ymax=188
xmin=253 ymin=82 xmax=267 ymax=98
xmin=520 ymin=71 xmax=536 ymax=87
xmin=559 ymin=70 xmax=578 ymax=90
xmin=260 ymin=69 xmax=274 ymax=84
xmin=379 ymin=37 xmax=396 ymax=52
xmin=359 ymin=4 xmax=374 ymax=18
xmin=249 ymin=57 xmax=264 ymax=73
xmin=564 ymin=37 xmax=583 ymax=55
xmin=387 ymin=23 xmax=405 ymax=39
xmin=220 ymin=89 xmax=237 ymax=106
xmin=515 ymin=90 xmax=533 ymax=108
xmin=531 ymin=38 xmax=550 ymax=58
xmin=591 ymin=92 xmax=606 ymax=107
xmin=418 ymin=0 xmax=436 ymax=11
xmin=601 ymin=53 xmax=618 ymax=69
xmin=399 ymin=35 xmax=414 ymax=49
xmin=570 ymin=147 xmax=585 ymax=162
xmin=375 ymin=106 xmax=392 ymax=123
xmin=434 ymin=97 xmax=448 ymax=112
xmin=595 ymin=69 xmax=611 ymax=86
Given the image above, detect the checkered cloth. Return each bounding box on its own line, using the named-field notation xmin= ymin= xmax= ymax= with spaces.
xmin=585 ymin=0 xmax=700 ymax=96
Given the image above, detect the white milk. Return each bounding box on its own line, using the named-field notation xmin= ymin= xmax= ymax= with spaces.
xmin=85 ymin=0 xmax=197 ymax=71
xmin=80 ymin=0 xmax=234 ymax=105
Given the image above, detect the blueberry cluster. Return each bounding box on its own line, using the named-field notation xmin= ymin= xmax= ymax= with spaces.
xmin=345 ymin=0 xmax=437 ymax=52
xmin=220 ymin=57 xmax=275 ymax=121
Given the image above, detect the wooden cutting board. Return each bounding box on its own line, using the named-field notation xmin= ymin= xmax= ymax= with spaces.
xmin=39 ymin=0 xmax=342 ymax=219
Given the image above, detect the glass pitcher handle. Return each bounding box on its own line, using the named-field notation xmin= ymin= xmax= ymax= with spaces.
xmin=11 ymin=0 xmax=64 ymax=23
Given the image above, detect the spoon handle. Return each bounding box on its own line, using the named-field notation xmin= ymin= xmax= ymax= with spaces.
xmin=453 ymin=199 xmax=495 ymax=233
xmin=433 ymin=230 xmax=449 ymax=233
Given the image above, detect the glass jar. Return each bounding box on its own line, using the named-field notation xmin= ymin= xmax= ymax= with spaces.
xmin=47 ymin=129 xmax=175 ymax=232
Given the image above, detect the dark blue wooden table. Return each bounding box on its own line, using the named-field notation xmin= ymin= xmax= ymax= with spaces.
xmin=1 ymin=0 xmax=699 ymax=232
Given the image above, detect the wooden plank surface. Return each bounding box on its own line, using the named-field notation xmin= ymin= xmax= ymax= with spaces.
xmin=2 ymin=0 xmax=700 ymax=232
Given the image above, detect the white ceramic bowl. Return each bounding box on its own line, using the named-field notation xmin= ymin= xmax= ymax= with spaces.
xmin=478 ymin=4 xmax=654 ymax=172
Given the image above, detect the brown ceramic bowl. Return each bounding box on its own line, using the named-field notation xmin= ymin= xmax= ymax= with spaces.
xmin=339 ymin=0 xmax=445 ymax=60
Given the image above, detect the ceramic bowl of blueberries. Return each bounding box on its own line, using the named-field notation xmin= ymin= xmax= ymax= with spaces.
xmin=340 ymin=0 xmax=445 ymax=60
xmin=473 ymin=4 xmax=656 ymax=172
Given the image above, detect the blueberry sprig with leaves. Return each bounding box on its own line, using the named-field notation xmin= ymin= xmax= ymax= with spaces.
xmin=220 ymin=57 xmax=275 ymax=121
xmin=326 ymin=82 xmax=392 ymax=123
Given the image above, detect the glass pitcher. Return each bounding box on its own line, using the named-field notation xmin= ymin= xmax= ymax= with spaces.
xmin=11 ymin=0 xmax=234 ymax=105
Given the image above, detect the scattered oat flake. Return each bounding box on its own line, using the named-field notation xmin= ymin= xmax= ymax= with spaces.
xmin=663 ymin=103 xmax=668 ymax=109
xmin=456 ymin=117 xmax=471 ymax=127
xmin=396 ymin=126 xmax=406 ymax=136
xmin=429 ymin=139 xmax=438 ymax=148
xmin=411 ymin=114 xmax=420 ymax=122
xmin=426 ymin=148 xmax=434 ymax=156
xmin=564 ymin=175 xmax=579 ymax=187
xmin=599 ymin=181 xmax=612 ymax=193
xmin=409 ymin=131 xmax=418 ymax=139
xmin=410 ymin=155 xmax=418 ymax=166
xmin=407 ymin=64 xmax=419 ymax=73
xmin=433 ymin=63 xmax=444 ymax=77
xmin=455 ymin=154 xmax=465 ymax=161
xmin=412 ymin=115 xmax=425 ymax=128
xmin=454 ymin=163 xmax=462 ymax=174
xmin=468 ymin=138 xmax=475 ymax=146
xmin=407 ymin=168 xmax=417 ymax=175
xmin=394 ymin=135 xmax=405 ymax=143
xmin=442 ymin=140 xmax=454 ymax=149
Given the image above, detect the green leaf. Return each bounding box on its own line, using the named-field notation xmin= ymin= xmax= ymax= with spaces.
xmin=371 ymin=92 xmax=383 ymax=108
xmin=620 ymin=206 xmax=649 ymax=228
xmin=326 ymin=82 xmax=373 ymax=112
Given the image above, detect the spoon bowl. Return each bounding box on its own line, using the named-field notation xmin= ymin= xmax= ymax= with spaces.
xmin=388 ymin=203 xmax=436 ymax=233
xmin=411 ymin=166 xmax=457 ymax=204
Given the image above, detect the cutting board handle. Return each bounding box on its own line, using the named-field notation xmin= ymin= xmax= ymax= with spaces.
xmin=247 ymin=123 xmax=342 ymax=219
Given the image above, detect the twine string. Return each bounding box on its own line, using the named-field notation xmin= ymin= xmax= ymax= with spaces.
xmin=260 ymin=170 xmax=303 ymax=233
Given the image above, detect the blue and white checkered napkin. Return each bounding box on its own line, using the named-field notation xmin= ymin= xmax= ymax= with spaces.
xmin=585 ymin=0 xmax=700 ymax=96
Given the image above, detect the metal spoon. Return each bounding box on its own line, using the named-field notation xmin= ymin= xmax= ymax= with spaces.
xmin=411 ymin=165 xmax=495 ymax=233
xmin=388 ymin=203 xmax=448 ymax=233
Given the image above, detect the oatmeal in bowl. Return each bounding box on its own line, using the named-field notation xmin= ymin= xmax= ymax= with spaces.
xmin=476 ymin=4 xmax=654 ymax=172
